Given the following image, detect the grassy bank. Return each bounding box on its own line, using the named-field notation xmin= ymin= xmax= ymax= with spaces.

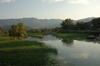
xmin=28 ymin=33 xmax=45 ymax=38
xmin=0 ymin=38 xmax=58 ymax=66
xmin=54 ymin=33 xmax=88 ymax=39
xmin=0 ymin=36 xmax=10 ymax=41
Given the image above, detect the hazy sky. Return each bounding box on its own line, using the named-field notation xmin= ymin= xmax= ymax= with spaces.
xmin=0 ymin=0 xmax=100 ymax=19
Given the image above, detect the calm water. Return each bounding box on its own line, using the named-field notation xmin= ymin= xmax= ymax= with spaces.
xmin=27 ymin=35 xmax=100 ymax=66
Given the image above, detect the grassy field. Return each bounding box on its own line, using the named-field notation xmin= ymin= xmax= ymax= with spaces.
xmin=28 ymin=33 xmax=45 ymax=38
xmin=54 ymin=33 xmax=88 ymax=39
xmin=0 ymin=36 xmax=58 ymax=66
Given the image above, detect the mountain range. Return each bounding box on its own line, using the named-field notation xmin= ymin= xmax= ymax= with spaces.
xmin=0 ymin=17 xmax=95 ymax=29
xmin=73 ymin=17 xmax=95 ymax=24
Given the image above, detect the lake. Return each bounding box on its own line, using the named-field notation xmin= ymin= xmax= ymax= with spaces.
xmin=27 ymin=35 xmax=100 ymax=66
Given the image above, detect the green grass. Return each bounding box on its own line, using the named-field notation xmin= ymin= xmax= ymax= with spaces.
xmin=0 ymin=36 xmax=11 ymax=41
xmin=28 ymin=33 xmax=44 ymax=38
xmin=54 ymin=33 xmax=88 ymax=39
xmin=0 ymin=41 xmax=45 ymax=50
xmin=0 ymin=40 xmax=59 ymax=66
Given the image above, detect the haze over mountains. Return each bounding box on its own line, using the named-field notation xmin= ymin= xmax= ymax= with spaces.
xmin=0 ymin=17 xmax=95 ymax=29
xmin=73 ymin=17 xmax=95 ymax=24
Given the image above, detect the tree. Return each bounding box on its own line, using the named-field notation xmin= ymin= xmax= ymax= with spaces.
xmin=91 ymin=18 xmax=100 ymax=30
xmin=0 ymin=26 xmax=7 ymax=35
xmin=75 ymin=21 xmax=90 ymax=30
xmin=75 ymin=21 xmax=84 ymax=30
xmin=9 ymin=23 xmax=27 ymax=38
xmin=61 ymin=19 xmax=73 ymax=30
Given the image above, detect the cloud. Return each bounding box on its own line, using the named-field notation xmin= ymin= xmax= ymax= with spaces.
xmin=0 ymin=0 xmax=15 ymax=3
xmin=41 ymin=0 xmax=64 ymax=3
xmin=67 ymin=0 xmax=89 ymax=4
xmin=41 ymin=0 xmax=90 ymax=4
xmin=70 ymin=52 xmax=89 ymax=59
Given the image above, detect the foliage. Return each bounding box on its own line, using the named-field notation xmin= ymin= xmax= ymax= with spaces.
xmin=9 ymin=23 xmax=27 ymax=38
xmin=75 ymin=21 xmax=90 ymax=30
xmin=60 ymin=17 xmax=100 ymax=32
xmin=60 ymin=19 xmax=92 ymax=31
xmin=0 ymin=26 xmax=7 ymax=35
xmin=91 ymin=17 xmax=100 ymax=29
xmin=51 ymin=27 xmax=60 ymax=32
xmin=61 ymin=19 xmax=73 ymax=30
xmin=29 ymin=28 xmax=43 ymax=33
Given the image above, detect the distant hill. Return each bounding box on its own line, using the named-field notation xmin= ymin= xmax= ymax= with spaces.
xmin=77 ymin=17 xmax=95 ymax=22
xmin=73 ymin=17 xmax=95 ymax=24
xmin=0 ymin=18 xmax=62 ymax=29
xmin=0 ymin=17 xmax=95 ymax=29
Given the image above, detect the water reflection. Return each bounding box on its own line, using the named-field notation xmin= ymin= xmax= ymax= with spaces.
xmin=61 ymin=38 xmax=74 ymax=47
xmin=84 ymin=39 xmax=100 ymax=44
xmin=70 ymin=51 xmax=89 ymax=59
xmin=26 ymin=35 xmax=100 ymax=66
xmin=41 ymin=35 xmax=100 ymax=66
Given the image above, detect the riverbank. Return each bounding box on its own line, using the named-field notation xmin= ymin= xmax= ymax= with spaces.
xmin=54 ymin=33 xmax=88 ymax=39
xmin=0 ymin=36 xmax=58 ymax=66
xmin=28 ymin=33 xmax=45 ymax=38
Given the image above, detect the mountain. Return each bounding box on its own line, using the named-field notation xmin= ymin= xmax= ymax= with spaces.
xmin=0 ymin=17 xmax=95 ymax=29
xmin=77 ymin=17 xmax=95 ymax=22
xmin=73 ymin=17 xmax=95 ymax=24
xmin=0 ymin=18 xmax=62 ymax=29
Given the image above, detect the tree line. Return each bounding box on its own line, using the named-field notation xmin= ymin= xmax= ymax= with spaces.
xmin=60 ymin=17 xmax=100 ymax=32
xmin=0 ymin=17 xmax=100 ymax=38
